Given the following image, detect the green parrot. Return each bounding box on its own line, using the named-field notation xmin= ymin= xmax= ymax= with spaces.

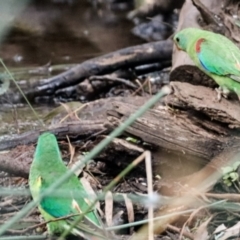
xmin=29 ymin=132 xmax=106 ymax=239
xmin=173 ymin=27 xmax=240 ymax=101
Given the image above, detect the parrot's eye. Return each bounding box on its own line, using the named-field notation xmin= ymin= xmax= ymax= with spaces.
xmin=176 ymin=37 xmax=180 ymax=43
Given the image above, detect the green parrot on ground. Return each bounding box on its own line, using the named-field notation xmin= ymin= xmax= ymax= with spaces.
xmin=29 ymin=132 xmax=106 ymax=239
xmin=173 ymin=27 xmax=240 ymax=101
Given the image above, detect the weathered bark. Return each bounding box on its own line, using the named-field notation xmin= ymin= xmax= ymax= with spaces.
xmin=168 ymin=82 xmax=240 ymax=128
xmin=1 ymin=87 xmax=240 ymax=177
xmin=108 ymin=99 xmax=224 ymax=160
xmin=0 ymin=145 xmax=34 ymax=178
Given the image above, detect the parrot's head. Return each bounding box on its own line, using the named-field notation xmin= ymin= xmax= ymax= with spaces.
xmin=173 ymin=28 xmax=199 ymax=52
xmin=34 ymin=132 xmax=61 ymax=164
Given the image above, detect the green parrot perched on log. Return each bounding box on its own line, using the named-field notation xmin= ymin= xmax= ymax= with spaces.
xmin=173 ymin=27 xmax=240 ymax=101
xmin=29 ymin=132 xmax=106 ymax=239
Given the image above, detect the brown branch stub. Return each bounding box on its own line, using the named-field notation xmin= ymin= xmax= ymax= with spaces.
xmin=170 ymin=65 xmax=216 ymax=88
xmin=191 ymin=0 xmax=220 ymax=27
xmin=167 ymin=81 xmax=240 ymax=128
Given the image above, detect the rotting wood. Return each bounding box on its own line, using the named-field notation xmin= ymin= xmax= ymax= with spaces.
xmin=2 ymin=91 xmax=233 ymax=157
xmin=167 ymin=82 xmax=240 ymax=128
xmin=2 ymin=78 xmax=240 ymax=176
xmin=107 ymin=100 xmax=225 ymax=160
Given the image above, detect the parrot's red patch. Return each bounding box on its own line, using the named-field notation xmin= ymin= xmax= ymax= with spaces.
xmin=195 ymin=38 xmax=206 ymax=53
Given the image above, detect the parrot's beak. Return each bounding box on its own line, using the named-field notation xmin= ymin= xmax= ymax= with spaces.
xmin=173 ymin=40 xmax=182 ymax=51
xmin=175 ymin=44 xmax=182 ymax=51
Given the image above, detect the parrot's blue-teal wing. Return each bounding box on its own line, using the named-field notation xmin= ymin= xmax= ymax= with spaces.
xmin=174 ymin=28 xmax=240 ymax=99
xmin=39 ymin=176 xmax=75 ymax=218
xmin=196 ymin=38 xmax=240 ymax=79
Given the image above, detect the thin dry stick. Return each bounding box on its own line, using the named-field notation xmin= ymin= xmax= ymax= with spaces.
xmin=148 ymin=77 xmax=152 ymax=95
xmin=10 ymin=213 xmax=81 ymax=234
xmin=205 ymin=193 xmax=240 ymax=201
xmin=59 ymin=103 xmax=86 ymax=123
xmin=132 ymin=78 xmax=149 ymax=96
xmin=167 ymin=224 xmax=194 ymax=240
xmin=105 ymin=191 xmax=113 ymax=227
xmin=89 ymin=75 xmax=137 ymax=88
xmin=145 ymin=151 xmax=154 ymax=240
xmin=179 ymin=205 xmax=209 ymax=240
xmin=123 ymin=193 xmax=134 ymax=234
xmin=107 ymin=200 xmax=225 ymax=232
xmin=66 ymin=135 xmax=75 ymax=166
xmin=59 ymin=102 xmax=74 ymax=121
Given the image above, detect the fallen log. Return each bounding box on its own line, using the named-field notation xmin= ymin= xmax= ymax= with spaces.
xmin=12 ymin=40 xmax=172 ymax=102
xmin=1 ymin=84 xmax=240 ymax=178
